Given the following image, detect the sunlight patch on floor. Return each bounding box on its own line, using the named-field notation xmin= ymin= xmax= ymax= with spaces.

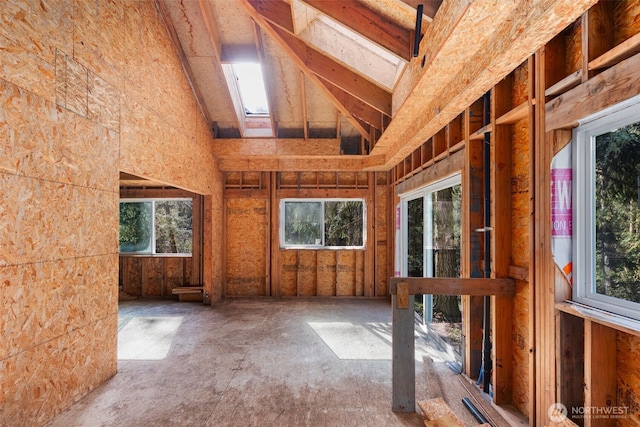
xmin=308 ymin=321 xmax=392 ymax=360
xmin=117 ymin=317 xmax=182 ymax=360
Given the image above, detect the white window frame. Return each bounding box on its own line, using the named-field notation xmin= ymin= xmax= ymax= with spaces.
xmin=573 ymin=94 xmax=640 ymax=321
xmin=398 ymin=174 xmax=462 ymax=323
xmin=119 ymin=198 xmax=193 ymax=256
xmin=279 ymin=198 xmax=366 ymax=249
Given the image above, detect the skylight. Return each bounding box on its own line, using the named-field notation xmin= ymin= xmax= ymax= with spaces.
xmin=232 ymin=63 xmax=269 ymax=116
xmin=221 ymin=62 xmax=274 ymax=137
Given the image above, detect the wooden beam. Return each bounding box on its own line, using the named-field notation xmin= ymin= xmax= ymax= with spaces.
xmin=389 ymin=277 xmax=516 ymax=297
xmin=398 ymin=0 xmax=442 ymax=20
xmin=321 ymin=79 xmax=383 ymax=130
xmin=245 ymin=0 xmax=392 ymax=115
xmin=301 ymin=0 xmax=413 ymax=60
xmin=270 ymin=24 xmax=392 ymax=116
xmin=371 ymin=0 xmax=597 ymax=169
xmin=216 ymin=154 xmax=385 ymax=172
xmin=197 ymin=0 xmax=242 ymax=133
xmin=546 ymin=50 xmax=640 ymax=131
xmin=247 ymin=0 xmax=295 ymax=33
xmin=197 ymin=0 xmax=224 ymax=60
xmin=242 ymin=0 xmax=372 ymax=141
xmin=301 ymin=72 xmax=308 ymax=139
xmin=212 ymin=138 xmax=341 ymax=157
xmin=252 ymin=22 xmax=278 ymax=134
xmin=156 ymin=0 xmax=213 ymax=129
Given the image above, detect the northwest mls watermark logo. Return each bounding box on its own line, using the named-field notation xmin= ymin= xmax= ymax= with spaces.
xmin=548 ymin=403 xmax=630 ymax=422
xmin=548 ymin=403 xmax=568 ymax=422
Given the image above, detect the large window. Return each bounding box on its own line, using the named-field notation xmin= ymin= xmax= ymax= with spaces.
xmin=119 ymin=199 xmax=193 ymax=255
xmin=280 ymin=199 xmax=365 ymax=249
xmin=574 ymin=96 xmax=640 ymax=320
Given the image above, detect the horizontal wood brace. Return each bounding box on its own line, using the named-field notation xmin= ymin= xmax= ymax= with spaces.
xmin=556 ymin=301 xmax=640 ymax=338
xmin=389 ymin=277 xmax=515 ymax=297
xmin=275 ymin=189 xmax=370 ymax=199
xmin=171 ymin=286 xmax=204 ymax=294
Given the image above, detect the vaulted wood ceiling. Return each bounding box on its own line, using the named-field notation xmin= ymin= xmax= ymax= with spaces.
xmin=157 ymin=0 xmax=596 ymax=172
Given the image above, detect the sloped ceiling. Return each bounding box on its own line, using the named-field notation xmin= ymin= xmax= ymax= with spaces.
xmin=156 ymin=0 xmax=597 ymax=172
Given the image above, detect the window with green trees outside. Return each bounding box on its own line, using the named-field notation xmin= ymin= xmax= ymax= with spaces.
xmin=280 ymin=199 xmax=365 ymax=249
xmin=119 ymin=199 xmax=192 ymax=255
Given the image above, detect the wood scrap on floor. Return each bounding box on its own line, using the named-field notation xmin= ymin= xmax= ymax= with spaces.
xmin=419 ymin=398 xmax=464 ymax=426
xmin=421 ymin=355 xmax=517 ymax=426
xmin=419 ymin=397 xmax=490 ymax=426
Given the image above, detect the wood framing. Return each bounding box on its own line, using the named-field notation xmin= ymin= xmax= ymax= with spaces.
xmin=301 ymin=0 xmax=413 ymax=61
xmin=389 ymin=278 xmax=516 ymax=297
xmin=372 ymin=0 xmax=597 ymax=169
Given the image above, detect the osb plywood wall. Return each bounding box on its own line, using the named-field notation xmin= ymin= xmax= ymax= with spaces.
xmin=0 ymin=0 xmax=220 ymax=424
xmin=618 ymin=332 xmax=640 ymax=426
xmin=226 ymin=197 xmax=268 ymax=296
xmin=223 ymin=171 xmax=390 ymax=297
xmin=119 ymin=256 xmax=192 ymax=297
xmin=510 ymin=63 xmax=531 ymax=417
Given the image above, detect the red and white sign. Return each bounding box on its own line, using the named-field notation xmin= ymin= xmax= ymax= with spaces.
xmin=551 ymin=168 xmax=572 ymax=237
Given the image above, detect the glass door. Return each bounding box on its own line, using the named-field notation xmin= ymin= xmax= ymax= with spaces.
xmin=400 ymin=175 xmax=462 ymax=355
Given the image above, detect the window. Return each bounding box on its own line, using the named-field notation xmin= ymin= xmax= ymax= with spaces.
xmin=232 ymin=63 xmax=269 ymax=116
xmin=119 ymin=199 xmax=192 ymax=255
xmin=280 ymin=199 xmax=365 ymax=249
xmin=573 ymin=96 xmax=640 ymax=320
xmin=221 ymin=62 xmax=273 ymax=137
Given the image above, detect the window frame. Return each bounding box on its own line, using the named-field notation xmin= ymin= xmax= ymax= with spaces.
xmin=279 ymin=198 xmax=366 ymax=250
xmin=119 ymin=198 xmax=193 ymax=257
xmin=573 ymin=95 xmax=640 ymax=321
xmin=398 ymin=174 xmax=462 ymax=279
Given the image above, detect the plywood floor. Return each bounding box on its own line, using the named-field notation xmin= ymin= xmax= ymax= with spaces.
xmin=46 ymin=298 xmax=484 ymax=427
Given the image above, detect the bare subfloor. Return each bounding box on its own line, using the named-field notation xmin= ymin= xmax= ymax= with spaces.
xmin=47 ymin=298 xmax=482 ymax=427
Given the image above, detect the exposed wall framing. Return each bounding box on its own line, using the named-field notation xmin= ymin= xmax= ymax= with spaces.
xmin=391 ymin=3 xmax=640 ymax=424
xmin=544 ymin=3 xmax=640 ymax=425
xmin=222 ymin=171 xmax=389 ymax=297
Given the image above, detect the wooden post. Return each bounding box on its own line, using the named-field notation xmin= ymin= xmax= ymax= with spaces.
xmin=557 ymin=311 xmax=585 ymax=424
xmin=492 ymin=77 xmax=514 ymax=405
xmin=270 ymin=172 xmax=280 ymax=296
xmin=365 ymin=171 xmax=375 ymax=297
xmin=534 ymin=48 xmax=557 ymax=425
xmin=392 ymin=291 xmax=415 ymax=412
xmin=584 ymin=320 xmax=617 ymax=427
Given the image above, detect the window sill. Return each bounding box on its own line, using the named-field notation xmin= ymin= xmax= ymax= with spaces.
xmin=280 ymin=247 xmax=366 ymax=251
xmin=119 ymin=254 xmax=192 ymax=258
xmin=556 ymin=301 xmax=640 ymax=337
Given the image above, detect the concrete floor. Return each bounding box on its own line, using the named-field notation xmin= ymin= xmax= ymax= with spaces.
xmin=46 ymin=298 xmax=471 ymax=427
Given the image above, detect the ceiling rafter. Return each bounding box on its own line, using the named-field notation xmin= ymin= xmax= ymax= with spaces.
xmin=319 ymin=79 xmax=383 ymax=131
xmin=300 ymin=0 xmax=413 ymax=61
xmin=270 ymin=24 xmax=392 ymax=116
xmin=252 ymin=21 xmax=278 ymax=134
xmin=300 ymin=71 xmax=309 ymax=139
xmin=399 ymin=0 xmax=443 ymax=20
xmin=243 ymin=0 xmax=372 ymax=141
xmin=156 ymin=0 xmax=213 ymax=132
xmin=248 ymin=0 xmax=295 ymax=33
xmin=197 ymin=0 xmax=242 ymax=135
xmin=245 ymin=0 xmax=392 ymax=116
